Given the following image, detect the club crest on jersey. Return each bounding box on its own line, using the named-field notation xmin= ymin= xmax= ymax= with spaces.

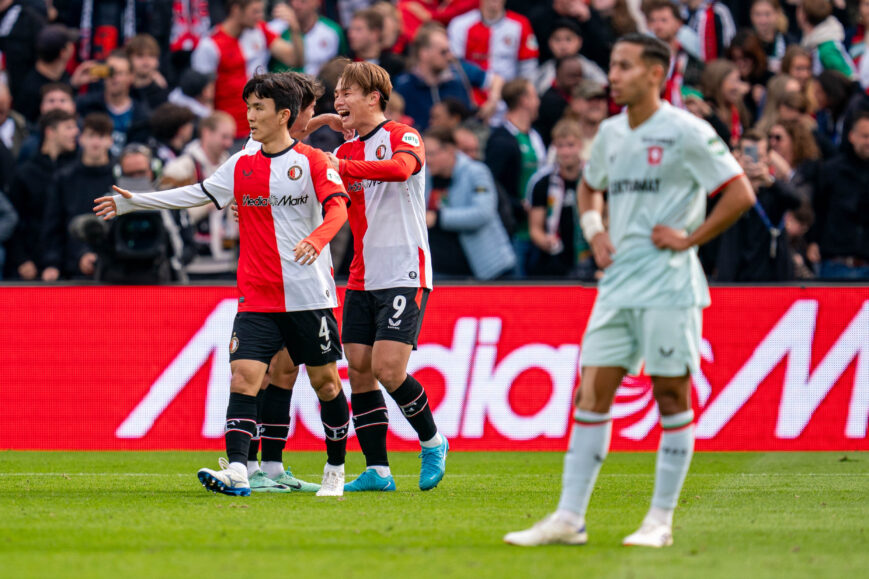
xmin=229 ymin=335 xmax=239 ymax=354
xmin=401 ymin=133 xmax=420 ymax=147
xmin=647 ymin=146 xmax=663 ymax=166
xmin=288 ymin=165 xmax=303 ymax=180
xmin=326 ymin=168 xmax=342 ymax=185
xmin=376 ymin=144 xmax=387 ymax=159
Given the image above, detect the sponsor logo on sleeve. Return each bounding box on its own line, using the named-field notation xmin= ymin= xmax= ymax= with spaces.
xmin=707 ymin=137 xmax=727 ymax=156
xmin=326 ymin=168 xmax=342 ymax=185
xmin=401 ymin=133 xmax=420 ymax=147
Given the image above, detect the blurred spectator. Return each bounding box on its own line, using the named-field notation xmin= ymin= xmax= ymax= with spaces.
xmin=161 ymin=110 xmax=237 ymax=276
xmin=16 ymin=81 xmax=76 ymax=162
xmin=485 ymin=78 xmax=544 ymax=275
xmin=0 ymin=139 xmax=12 ymax=193
xmin=396 ymin=0 xmax=478 ymax=55
xmin=126 ymin=33 xmax=170 ymax=110
xmin=535 ymin=19 xmax=608 ymax=94
xmin=812 ymin=111 xmax=869 ymax=279
xmin=848 ymin=0 xmax=869 ymax=89
xmin=423 ymin=126 xmax=516 ymax=279
xmin=371 ymin=0 xmax=403 ymax=55
xmin=149 ymin=102 xmax=196 ymax=165
xmin=0 ymin=81 xmax=27 ymax=158
xmin=702 ymin=59 xmax=751 ymax=146
xmin=454 ymin=125 xmax=481 ymax=159
xmin=798 ymin=0 xmax=856 ymax=79
xmin=727 ymin=29 xmax=772 ymax=121
xmin=347 ymin=8 xmax=405 ymax=78
xmin=0 ymin=190 xmax=17 ymax=278
xmin=716 ymin=130 xmax=803 ymax=281
xmin=167 ymin=69 xmax=215 ymax=119
xmin=565 ymin=80 xmax=608 ymax=161
xmin=384 ymin=90 xmax=414 ymax=126
xmin=591 ymin=0 xmax=641 ymax=53
xmin=534 ymin=54 xmax=584 ymax=147
xmin=767 ymin=118 xmax=821 ymax=201
xmin=755 ymin=73 xmax=800 ymax=133
xmin=7 ymin=109 xmax=78 ymax=280
xmin=191 ymin=0 xmax=303 ymax=141
xmin=428 ymin=98 xmax=472 ymax=131
xmin=0 ymin=0 xmax=45 ymax=102
xmin=16 ymin=24 xmax=89 ymax=123
xmin=527 ymin=119 xmax=593 ymax=278
xmin=785 ymin=203 xmax=817 ymax=279
xmin=750 ymin=0 xmax=791 ymax=73
xmin=55 ymin=0 xmax=143 ymax=62
xmin=645 ymin=0 xmax=704 ymax=108
xmin=812 ymin=69 xmax=857 ymax=147
xmin=781 ymin=44 xmax=814 ymax=91
xmin=393 ymin=23 xmax=501 ymax=131
xmin=680 ymin=0 xmax=736 ymax=61
xmin=448 ymin=0 xmax=539 ymax=94
xmin=76 ymin=50 xmax=151 ymax=157
xmin=269 ymin=0 xmax=346 ymax=76
xmin=40 ymin=112 xmax=114 ymax=281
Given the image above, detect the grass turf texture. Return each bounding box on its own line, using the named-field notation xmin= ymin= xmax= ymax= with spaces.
xmin=1 ymin=452 xmax=867 ymax=578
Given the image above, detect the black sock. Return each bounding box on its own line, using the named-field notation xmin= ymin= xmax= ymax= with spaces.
xmin=320 ymin=390 xmax=349 ymax=466
xmin=261 ymin=385 xmax=292 ymax=463
xmin=388 ymin=374 xmax=437 ymax=442
xmin=225 ymin=392 xmax=258 ymax=465
xmin=351 ymin=390 xmax=389 ymax=467
xmin=247 ymin=389 xmax=266 ymax=462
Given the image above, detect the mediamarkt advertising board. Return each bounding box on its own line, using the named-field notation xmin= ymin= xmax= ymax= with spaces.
xmin=2 ymin=286 xmax=866 ymax=451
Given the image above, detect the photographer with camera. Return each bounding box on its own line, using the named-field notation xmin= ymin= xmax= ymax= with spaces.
xmin=715 ymin=130 xmax=805 ymax=282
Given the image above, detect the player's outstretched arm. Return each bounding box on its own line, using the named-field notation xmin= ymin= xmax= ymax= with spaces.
xmin=296 ymin=114 xmax=355 ymax=141
xmin=578 ymin=178 xmax=615 ymax=269
xmin=94 ymin=184 xmax=219 ymax=220
xmin=326 ymin=151 xmax=419 ymax=182
xmin=652 ymin=175 xmax=755 ymax=251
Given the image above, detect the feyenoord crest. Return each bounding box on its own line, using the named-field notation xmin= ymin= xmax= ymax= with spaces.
xmin=288 ymin=165 xmax=303 ymax=180
xmin=647 ymin=146 xmax=663 ymax=166
xmin=376 ymin=144 xmax=386 ymax=159
xmin=229 ymin=335 xmax=239 ymax=354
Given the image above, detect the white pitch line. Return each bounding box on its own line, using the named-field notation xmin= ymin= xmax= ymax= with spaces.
xmin=0 ymin=473 xmax=867 ymax=478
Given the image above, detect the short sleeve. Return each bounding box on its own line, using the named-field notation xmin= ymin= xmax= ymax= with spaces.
xmin=201 ymin=153 xmax=240 ymax=209
xmin=389 ymin=126 xmax=425 ymax=171
xmin=681 ymin=118 xmax=743 ymax=196
xmin=260 ymin=21 xmax=278 ymax=46
xmin=582 ymin=128 xmax=609 ymax=191
xmin=460 ymin=60 xmax=487 ymax=89
xmin=517 ymin=17 xmax=539 ymax=61
xmin=191 ymin=36 xmax=219 ymax=73
xmin=308 ymin=149 xmax=349 ymax=205
xmin=530 ymin=176 xmax=548 ymax=207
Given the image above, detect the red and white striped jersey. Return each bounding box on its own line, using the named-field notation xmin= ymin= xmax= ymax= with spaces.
xmin=115 ymin=142 xmax=349 ymax=313
xmin=191 ymin=22 xmax=277 ymax=138
xmin=335 ymin=120 xmax=433 ymax=292
xmin=447 ymin=10 xmax=539 ymax=82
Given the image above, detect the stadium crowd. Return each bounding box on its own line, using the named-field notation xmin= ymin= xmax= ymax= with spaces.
xmin=0 ymin=0 xmax=866 ymax=283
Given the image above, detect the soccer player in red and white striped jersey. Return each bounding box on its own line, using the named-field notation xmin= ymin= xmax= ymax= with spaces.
xmin=94 ymin=72 xmax=351 ymax=497
xmin=324 ymin=61 xmax=448 ymax=492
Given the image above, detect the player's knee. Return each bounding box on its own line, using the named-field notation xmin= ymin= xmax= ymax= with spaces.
xmin=371 ymin=363 xmax=404 ymax=389
xmin=230 ymin=369 xmax=260 ymax=395
xmin=653 ymin=387 xmax=688 ymax=415
xmin=271 ymin=365 xmax=298 ymax=390
xmin=313 ymin=379 xmax=341 ymax=401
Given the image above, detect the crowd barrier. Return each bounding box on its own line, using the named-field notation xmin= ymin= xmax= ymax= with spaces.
xmin=2 ymin=285 xmax=867 ymax=451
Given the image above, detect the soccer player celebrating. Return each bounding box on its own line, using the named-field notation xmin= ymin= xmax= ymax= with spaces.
xmin=504 ymin=34 xmax=755 ymax=547
xmin=94 ymin=73 xmax=352 ymax=497
xmin=324 ymin=60 xmax=448 ymax=492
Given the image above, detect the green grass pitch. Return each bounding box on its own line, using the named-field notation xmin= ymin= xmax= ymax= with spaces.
xmin=1 ymin=451 xmax=867 ymax=578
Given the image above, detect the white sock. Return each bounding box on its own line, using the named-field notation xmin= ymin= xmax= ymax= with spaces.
xmin=651 ymin=410 xmax=695 ymax=515
xmin=324 ymin=463 xmax=344 ymax=474
xmin=246 ymin=461 xmax=260 ymax=477
xmin=228 ymin=461 xmax=249 ymax=481
xmin=261 ymin=461 xmax=284 ymax=478
xmin=645 ymin=506 xmax=674 ymax=527
xmin=369 ymin=465 xmax=391 ymax=477
xmin=420 ymin=432 xmax=443 ymax=448
xmin=557 ymin=410 xmax=611 ymax=519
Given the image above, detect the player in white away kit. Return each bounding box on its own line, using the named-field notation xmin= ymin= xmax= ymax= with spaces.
xmin=504 ymin=35 xmax=755 ymax=547
xmin=94 ymin=73 xmax=353 ymax=497
xmin=324 ymin=61 xmax=448 ymax=492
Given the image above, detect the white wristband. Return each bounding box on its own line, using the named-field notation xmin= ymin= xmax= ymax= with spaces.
xmin=580 ymin=210 xmax=605 ymax=241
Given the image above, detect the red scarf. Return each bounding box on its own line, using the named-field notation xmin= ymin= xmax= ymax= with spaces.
xmin=170 ymin=0 xmax=211 ymax=52
xmin=730 ymin=104 xmax=742 ymax=145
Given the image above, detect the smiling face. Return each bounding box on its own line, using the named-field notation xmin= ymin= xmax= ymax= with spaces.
xmin=751 ymin=0 xmax=778 ymax=41
xmin=334 ymin=77 xmax=379 ymax=130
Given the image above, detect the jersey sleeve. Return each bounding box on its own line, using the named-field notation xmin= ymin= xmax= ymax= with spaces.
xmin=308 ymin=148 xmax=350 ymax=205
xmin=530 ymin=175 xmax=548 ymax=208
xmin=190 ymin=36 xmax=219 ymax=73
xmin=681 ymin=118 xmax=744 ymax=196
xmin=389 ymin=126 xmax=425 ymax=174
xmin=199 ymin=153 xmax=241 ymax=208
xmin=582 ymin=128 xmax=609 ymax=191
xmin=517 ymin=16 xmax=539 ymax=62
xmin=260 ymin=21 xmax=278 ymax=46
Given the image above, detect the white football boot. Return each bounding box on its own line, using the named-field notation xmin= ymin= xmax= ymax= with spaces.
xmin=316 ymin=466 xmax=345 ymax=497
xmin=503 ymin=513 xmax=588 ymax=546
xmin=197 ymin=457 xmax=251 ymax=496
xmin=622 ymin=521 xmax=674 ymax=547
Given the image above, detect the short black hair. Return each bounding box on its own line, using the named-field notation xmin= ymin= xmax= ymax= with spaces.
xmin=438 ymin=97 xmax=471 ymax=122
xmin=242 ymin=72 xmax=302 ymax=130
xmin=149 ymin=103 xmax=196 ymax=142
xmin=82 ymin=112 xmax=114 ymax=136
xmin=423 ymin=126 xmax=456 ymax=147
xmin=38 ymin=109 xmax=76 ymax=140
xmin=615 ymin=33 xmax=671 ymax=70
xmin=278 ymin=71 xmax=325 ymax=109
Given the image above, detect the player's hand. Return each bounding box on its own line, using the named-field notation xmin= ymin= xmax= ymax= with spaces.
xmin=314 ymin=113 xmax=355 ymax=140
xmin=652 ymin=225 xmax=692 ymax=251
xmin=294 ymin=240 xmax=320 ymax=265
xmin=426 ymin=210 xmax=437 ymax=228
xmin=18 ymin=260 xmax=37 ymax=280
xmin=94 ymin=185 xmax=133 ymax=220
xmin=590 ymin=231 xmax=615 ymax=269
xmin=807 ymin=242 xmax=821 ymax=264
xmin=325 ymin=152 xmax=341 ymax=171
xmin=41 ymin=266 xmax=60 ymax=282
xmin=79 ymin=252 xmax=97 ymax=276
xmin=230 ymin=202 xmax=239 ymax=223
